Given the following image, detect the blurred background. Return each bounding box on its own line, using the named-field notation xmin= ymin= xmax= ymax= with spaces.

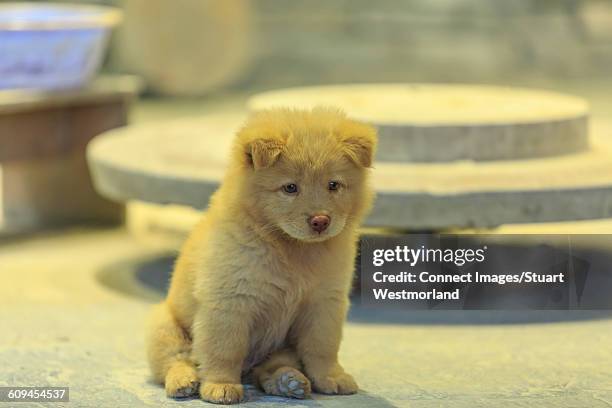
xmin=80 ymin=0 xmax=612 ymax=90
xmin=36 ymin=0 xmax=612 ymax=90
xmin=2 ymin=0 xmax=612 ymax=237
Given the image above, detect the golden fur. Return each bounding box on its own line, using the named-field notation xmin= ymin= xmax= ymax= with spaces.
xmin=145 ymin=107 xmax=377 ymax=404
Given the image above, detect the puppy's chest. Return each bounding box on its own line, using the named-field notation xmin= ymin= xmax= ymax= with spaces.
xmin=250 ymin=269 xmax=306 ymax=332
xmin=242 ymin=276 xmax=304 ymax=370
xmin=235 ymin=242 xmax=333 ymax=369
xmin=242 ymin=259 xmax=317 ymax=368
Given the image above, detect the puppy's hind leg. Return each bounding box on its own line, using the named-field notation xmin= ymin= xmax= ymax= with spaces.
xmin=146 ymin=302 xmax=199 ymax=398
xmin=253 ymin=348 xmax=311 ymax=399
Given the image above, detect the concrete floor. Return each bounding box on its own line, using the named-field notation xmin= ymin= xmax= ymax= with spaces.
xmin=1 ymin=228 xmax=611 ymax=407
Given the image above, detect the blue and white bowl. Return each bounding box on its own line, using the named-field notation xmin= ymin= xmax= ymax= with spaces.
xmin=0 ymin=3 xmax=122 ymax=91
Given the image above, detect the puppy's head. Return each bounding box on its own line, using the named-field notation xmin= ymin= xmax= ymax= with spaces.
xmin=231 ymin=107 xmax=377 ymax=243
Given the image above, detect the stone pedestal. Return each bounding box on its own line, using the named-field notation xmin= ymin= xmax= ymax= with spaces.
xmin=87 ymin=85 xmax=612 ymax=230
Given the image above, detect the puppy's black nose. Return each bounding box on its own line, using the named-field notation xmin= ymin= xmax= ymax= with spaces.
xmin=309 ymin=214 xmax=330 ymax=233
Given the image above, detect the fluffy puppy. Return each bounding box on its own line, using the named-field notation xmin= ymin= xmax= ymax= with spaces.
xmin=146 ymin=107 xmax=377 ymax=404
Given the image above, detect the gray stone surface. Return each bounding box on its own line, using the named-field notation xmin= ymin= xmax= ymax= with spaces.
xmin=87 ymin=114 xmax=612 ymax=229
xmin=1 ymin=229 xmax=612 ymax=407
xmin=248 ymin=84 xmax=590 ymax=162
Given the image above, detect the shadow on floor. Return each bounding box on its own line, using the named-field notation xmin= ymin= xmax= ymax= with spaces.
xmin=244 ymin=386 xmax=399 ymax=408
xmin=145 ymin=377 xmax=398 ymax=407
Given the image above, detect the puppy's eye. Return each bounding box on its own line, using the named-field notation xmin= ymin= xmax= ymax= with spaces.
xmin=328 ymin=181 xmax=341 ymax=191
xmin=282 ymin=183 xmax=299 ymax=194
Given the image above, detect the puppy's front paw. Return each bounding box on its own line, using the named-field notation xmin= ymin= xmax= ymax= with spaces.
xmin=200 ymin=382 xmax=244 ymax=404
xmin=312 ymin=372 xmax=358 ymax=395
xmin=262 ymin=366 xmax=311 ymax=399
xmin=165 ymin=362 xmax=199 ymax=398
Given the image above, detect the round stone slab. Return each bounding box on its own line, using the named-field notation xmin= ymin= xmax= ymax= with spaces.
xmin=248 ymin=84 xmax=590 ymax=163
xmin=87 ymin=114 xmax=612 ymax=229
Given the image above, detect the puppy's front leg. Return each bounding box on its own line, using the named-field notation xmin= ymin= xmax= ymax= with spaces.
xmin=293 ymin=294 xmax=358 ymax=395
xmin=192 ymin=304 xmax=249 ymax=404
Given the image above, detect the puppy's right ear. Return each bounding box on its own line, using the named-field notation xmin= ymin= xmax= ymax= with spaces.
xmin=236 ymin=121 xmax=286 ymax=169
xmin=244 ymin=136 xmax=284 ymax=169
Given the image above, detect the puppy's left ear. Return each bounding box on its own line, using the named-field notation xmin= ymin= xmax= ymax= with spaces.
xmin=337 ymin=120 xmax=378 ymax=168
